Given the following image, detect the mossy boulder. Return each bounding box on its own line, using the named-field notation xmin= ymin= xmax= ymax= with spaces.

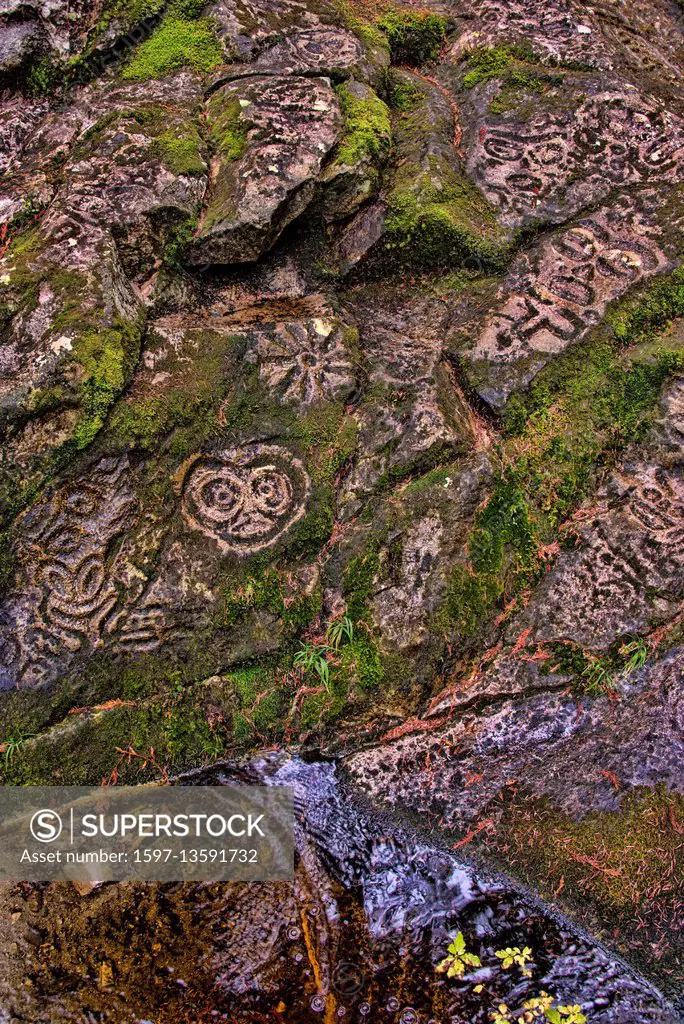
xmin=190 ymin=75 xmax=342 ymax=263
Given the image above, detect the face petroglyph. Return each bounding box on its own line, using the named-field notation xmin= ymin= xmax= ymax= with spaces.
xmin=255 ymin=318 xmax=356 ymax=407
xmin=0 ymin=458 xmax=137 ymax=688
xmin=181 ymin=445 xmax=311 ymax=555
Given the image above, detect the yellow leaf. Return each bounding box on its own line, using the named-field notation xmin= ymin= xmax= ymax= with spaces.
xmin=98 ymin=962 xmax=113 ymax=990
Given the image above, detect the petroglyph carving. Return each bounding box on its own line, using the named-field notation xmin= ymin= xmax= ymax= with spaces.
xmin=364 ymin=327 xmax=441 ymax=387
xmin=452 ymin=0 xmax=611 ymax=68
xmin=3 ymin=458 xmax=136 ymax=686
xmin=524 ymin=381 xmax=684 ymax=649
xmin=471 ymin=202 xmax=667 ymax=366
xmin=181 ymin=445 xmax=310 ymax=554
xmin=469 ymin=93 xmax=684 ymax=225
xmin=256 ymin=319 xmax=355 ymax=406
xmin=254 ymin=28 xmax=363 ymax=74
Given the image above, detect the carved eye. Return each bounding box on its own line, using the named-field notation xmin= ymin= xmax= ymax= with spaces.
xmin=247 ymin=467 xmax=293 ymax=517
xmin=597 ymin=248 xmax=642 ymax=279
xmin=483 ymin=136 xmax=524 ymax=162
xmin=553 ymin=228 xmax=598 ymax=262
xmin=189 ymin=469 xmax=245 ymax=525
xmin=181 ymin=445 xmax=310 ymax=554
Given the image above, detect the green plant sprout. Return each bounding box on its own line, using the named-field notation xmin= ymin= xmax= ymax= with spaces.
xmin=325 ymin=615 xmax=354 ymax=649
xmin=581 ymin=657 xmax=613 ymax=695
xmin=293 ymin=643 xmax=331 ymax=688
xmin=0 ymin=734 xmax=31 ymax=763
xmin=489 ymin=991 xmax=587 ymax=1024
xmin=293 ymin=615 xmax=355 ymax=691
xmin=436 ymin=931 xmax=482 ymax=978
xmin=619 ymin=635 xmax=649 ymax=674
xmin=495 ymin=945 xmax=534 ymax=977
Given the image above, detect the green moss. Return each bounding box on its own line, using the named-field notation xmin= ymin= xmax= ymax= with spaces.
xmin=374 ymin=439 xmax=458 ymax=494
xmin=444 ymin=335 xmax=683 ymax=639
xmin=443 ymin=479 xmax=536 ymax=636
xmin=386 ymin=73 xmax=421 ymax=111
xmin=81 ymin=105 xmax=206 ymax=181
xmin=482 ymin=788 xmax=684 ymax=993
xmin=607 ymin=264 xmax=684 ymax=346
xmin=227 ymin=666 xmax=289 ymax=741
xmin=207 ymin=92 xmax=250 ymax=161
xmin=26 ymin=56 xmax=65 ymax=96
xmin=377 ymin=10 xmax=448 ymax=65
xmin=462 ymin=43 xmax=538 ymax=88
xmin=326 ymin=0 xmax=389 ymax=54
xmin=0 ymin=531 xmax=16 ymax=597
xmin=162 ymin=212 xmax=199 ymax=269
xmin=343 ymin=548 xmax=380 ymax=622
xmin=488 ymin=70 xmax=555 ymax=114
xmin=121 ymin=15 xmax=222 ymax=80
xmin=343 ymin=632 xmax=383 ymax=689
xmin=108 ymin=327 xmax=240 ymax=453
xmin=334 ymin=83 xmax=391 ymax=167
xmin=283 ymin=589 xmax=323 ymax=630
xmin=1 ymin=223 xmax=147 ymax=466
xmin=66 ymin=317 xmax=144 ymax=451
xmin=404 ymin=461 xmax=461 ymax=493
xmin=285 ymin=404 xmax=357 ymax=559
xmin=384 ymin=178 xmax=510 ymax=271
xmin=299 ymin=673 xmax=349 ymax=731
xmin=96 ymin=0 xmax=165 ymax=35
xmin=217 ymin=567 xmax=285 ymax=628
xmin=382 ymin=113 xmax=511 ymax=272
xmin=27 ymin=0 xmax=206 ymax=95
xmin=470 ymin=479 xmax=536 ymax=576
xmin=0 ymin=682 xmax=231 ymax=785
xmin=154 ymin=126 xmax=205 ymax=176
xmin=503 ymin=340 xmax=683 ymax=451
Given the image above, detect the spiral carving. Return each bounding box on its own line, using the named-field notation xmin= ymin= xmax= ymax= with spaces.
xmin=181 ymin=445 xmax=310 ymax=554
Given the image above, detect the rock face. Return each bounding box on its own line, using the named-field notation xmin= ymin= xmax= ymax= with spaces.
xmin=0 ymin=0 xmax=684 ymax=1017
xmin=191 ymin=75 xmax=342 ymax=263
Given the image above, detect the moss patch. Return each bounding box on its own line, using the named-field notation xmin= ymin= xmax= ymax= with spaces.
xmin=154 ymin=126 xmax=205 ymax=176
xmin=69 ymin=319 xmax=143 ymax=450
xmin=343 ymin=547 xmax=380 ymax=622
xmin=443 ymin=336 xmax=684 ymax=641
xmin=607 ymin=264 xmax=684 ymax=346
xmin=377 ymin=10 xmax=448 ymax=65
xmin=121 ymin=15 xmax=222 ymax=80
xmin=334 ymin=82 xmax=391 ymax=167
xmin=207 ymin=91 xmax=250 ymax=161
xmin=462 ymin=43 xmax=539 ymax=88
xmin=0 ymin=226 xmax=145 ymax=470
xmin=383 ymin=167 xmax=511 ymax=271
xmin=479 ymin=788 xmax=684 ymax=994
xmin=108 ymin=326 xmax=241 ymax=455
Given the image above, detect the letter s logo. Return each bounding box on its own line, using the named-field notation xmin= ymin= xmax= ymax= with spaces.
xmin=30 ymin=809 xmax=63 ymax=843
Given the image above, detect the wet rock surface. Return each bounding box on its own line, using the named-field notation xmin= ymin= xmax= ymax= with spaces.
xmin=0 ymin=756 xmax=680 ymax=1024
xmin=0 ymin=0 xmax=683 ymax=1018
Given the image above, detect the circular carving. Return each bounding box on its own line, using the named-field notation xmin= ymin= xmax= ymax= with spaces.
xmin=181 ymin=445 xmax=310 ymax=554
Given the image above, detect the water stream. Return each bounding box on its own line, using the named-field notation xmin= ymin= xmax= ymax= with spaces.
xmin=0 ymin=753 xmax=679 ymax=1023
xmin=177 ymin=755 xmax=681 ymax=1024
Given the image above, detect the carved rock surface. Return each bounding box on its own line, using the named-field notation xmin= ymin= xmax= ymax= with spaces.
xmin=464 ymin=197 xmax=672 ymax=407
xmin=191 ymin=75 xmax=342 ymax=263
xmin=0 ymin=0 xmax=683 ymax=1017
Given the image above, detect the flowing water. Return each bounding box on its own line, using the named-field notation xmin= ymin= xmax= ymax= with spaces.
xmin=177 ymin=755 xmax=680 ymax=1024
xmin=0 ymin=754 xmax=679 ymax=1024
